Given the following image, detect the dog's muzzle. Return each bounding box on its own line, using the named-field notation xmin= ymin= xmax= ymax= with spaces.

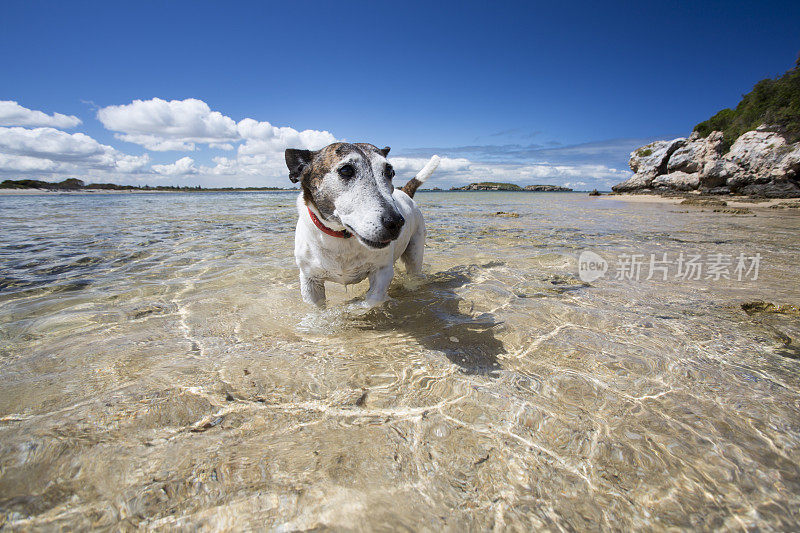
xmin=381 ymin=213 xmax=405 ymax=240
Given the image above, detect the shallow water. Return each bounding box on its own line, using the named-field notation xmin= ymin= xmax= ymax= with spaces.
xmin=1 ymin=191 xmax=799 ymax=530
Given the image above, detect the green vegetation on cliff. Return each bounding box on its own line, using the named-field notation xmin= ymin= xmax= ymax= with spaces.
xmin=694 ymin=56 xmax=800 ymax=150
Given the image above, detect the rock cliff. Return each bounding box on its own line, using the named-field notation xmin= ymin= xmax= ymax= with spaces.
xmin=612 ymin=126 xmax=800 ymax=197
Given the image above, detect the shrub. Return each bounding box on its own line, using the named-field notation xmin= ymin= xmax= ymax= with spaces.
xmin=694 ymin=58 xmax=800 ymax=151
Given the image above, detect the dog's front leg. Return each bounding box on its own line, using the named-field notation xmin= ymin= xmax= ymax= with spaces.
xmin=364 ymin=265 xmax=394 ymax=307
xmin=299 ymin=272 xmax=326 ymax=307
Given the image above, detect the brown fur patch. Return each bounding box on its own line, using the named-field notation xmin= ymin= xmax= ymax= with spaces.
xmin=401 ymin=178 xmax=423 ymax=198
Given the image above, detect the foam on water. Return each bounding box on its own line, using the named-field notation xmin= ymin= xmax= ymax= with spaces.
xmin=1 ymin=191 xmax=799 ymax=529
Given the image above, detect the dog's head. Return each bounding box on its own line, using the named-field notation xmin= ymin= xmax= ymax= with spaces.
xmin=285 ymin=142 xmax=405 ymax=249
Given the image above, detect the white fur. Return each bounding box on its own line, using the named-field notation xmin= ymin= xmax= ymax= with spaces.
xmin=294 ymin=156 xmax=438 ymax=307
xmin=414 ymin=154 xmax=440 ymax=184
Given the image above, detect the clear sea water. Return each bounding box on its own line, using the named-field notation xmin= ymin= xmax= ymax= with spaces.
xmin=1 ymin=191 xmax=799 ymax=530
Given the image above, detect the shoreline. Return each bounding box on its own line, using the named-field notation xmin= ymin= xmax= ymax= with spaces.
xmin=0 ymin=188 xmax=591 ymax=196
xmin=0 ymin=188 xmax=299 ymax=196
xmin=607 ymin=193 xmax=797 ymax=209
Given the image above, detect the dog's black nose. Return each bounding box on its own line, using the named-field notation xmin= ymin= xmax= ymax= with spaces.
xmin=381 ymin=213 xmax=405 ymax=235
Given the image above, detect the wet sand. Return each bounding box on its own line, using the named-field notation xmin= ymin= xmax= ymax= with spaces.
xmin=610 ymin=192 xmax=796 ymax=209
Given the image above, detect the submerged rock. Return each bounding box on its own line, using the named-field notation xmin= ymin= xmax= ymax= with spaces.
xmin=769 ymin=201 xmax=800 ymax=209
xmin=613 ymin=127 xmax=800 ymax=198
xmin=742 ymin=301 xmax=800 ymax=316
xmin=713 ymin=207 xmax=753 ymax=215
xmin=680 ymin=197 xmax=727 ymax=207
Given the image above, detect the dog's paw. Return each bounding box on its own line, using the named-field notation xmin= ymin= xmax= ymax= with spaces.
xmin=344 ymin=300 xmax=376 ymax=315
xmin=345 ymin=297 xmax=392 ymax=314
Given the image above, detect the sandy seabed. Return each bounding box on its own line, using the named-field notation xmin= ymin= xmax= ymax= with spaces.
xmin=1 ymin=191 xmax=799 ymax=530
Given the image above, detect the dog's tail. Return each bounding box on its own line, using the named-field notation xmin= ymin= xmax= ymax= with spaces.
xmin=401 ymin=155 xmax=440 ymax=198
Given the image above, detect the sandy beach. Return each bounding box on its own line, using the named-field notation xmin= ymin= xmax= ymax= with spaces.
xmin=608 ymin=193 xmax=799 ymax=209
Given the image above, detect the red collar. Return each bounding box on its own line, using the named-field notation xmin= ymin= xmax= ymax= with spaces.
xmin=307 ymin=207 xmax=351 ymax=239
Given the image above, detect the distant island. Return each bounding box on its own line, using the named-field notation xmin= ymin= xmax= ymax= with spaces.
xmin=613 ymin=57 xmax=800 ymax=198
xmin=523 ymin=184 xmax=574 ymax=192
xmin=451 ymin=182 xmax=573 ymax=192
xmin=0 ymin=178 xmax=293 ymax=193
xmin=3 ymin=178 xmax=579 ymax=195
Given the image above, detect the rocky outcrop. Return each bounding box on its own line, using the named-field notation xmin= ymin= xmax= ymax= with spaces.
xmin=523 ymin=185 xmax=573 ymax=192
xmin=612 ymin=127 xmax=800 ymax=197
xmin=452 ymin=182 xmax=523 ymax=191
xmin=451 ymin=183 xmax=573 ymax=191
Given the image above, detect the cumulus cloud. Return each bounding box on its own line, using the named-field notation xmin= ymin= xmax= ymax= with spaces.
xmin=209 ymin=118 xmax=338 ymax=179
xmin=0 ymin=96 xmax=635 ymax=190
xmin=97 ymin=98 xmax=239 ymax=151
xmin=0 ymin=126 xmax=107 ymax=160
xmin=0 ymin=153 xmax=62 ymax=173
xmin=200 ymin=149 xmax=629 ymax=190
xmin=0 ymin=126 xmax=149 ymax=175
xmin=384 ymin=155 xmax=630 ymax=190
xmin=237 ymin=118 xmax=336 ymax=150
xmin=209 ymin=142 xmax=235 ymax=150
xmin=95 ymin=97 xmax=339 ymax=184
xmin=390 ymin=156 xmax=472 ymax=174
xmin=152 ymin=156 xmax=198 ymax=176
xmin=399 ymin=137 xmax=656 ymax=171
xmin=0 ymin=100 xmax=82 ymax=128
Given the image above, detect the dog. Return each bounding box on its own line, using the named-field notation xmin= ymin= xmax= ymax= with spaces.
xmin=285 ymin=143 xmax=440 ymax=307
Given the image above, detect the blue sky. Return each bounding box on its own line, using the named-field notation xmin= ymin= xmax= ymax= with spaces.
xmin=1 ymin=0 xmax=798 ymax=189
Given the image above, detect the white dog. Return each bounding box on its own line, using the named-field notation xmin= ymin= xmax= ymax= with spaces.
xmin=285 ymin=143 xmax=440 ymax=307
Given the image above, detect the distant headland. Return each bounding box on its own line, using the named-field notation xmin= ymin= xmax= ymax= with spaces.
xmin=450 ymin=182 xmax=573 ymax=192
xmin=613 ymin=58 xmax=800 ymax=198
xmin=0 ymin=178 xmax=293 ymax=193
xmin=1 ymin=178 xmax=579 ymax=195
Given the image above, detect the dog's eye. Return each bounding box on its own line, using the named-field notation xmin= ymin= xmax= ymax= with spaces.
xmin=384 ymin=164 xmax=395 ymax=179
xmin=338 ymin=164 xmax=355 ymax=178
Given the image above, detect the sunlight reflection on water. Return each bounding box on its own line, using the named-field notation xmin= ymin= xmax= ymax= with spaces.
xmin=1 ymin=191 xmax=799 ymax=530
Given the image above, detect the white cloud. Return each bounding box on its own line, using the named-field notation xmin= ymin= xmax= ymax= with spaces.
xmin=97 ymin=98 xmax=239 ymax=151
xmin=0 ymin=153 xmax=62 ymax=173
xmin=111 ymin=134 xmax=198 ymax=152
xmin=0 ymin=95 xmax=633 ymax=190
xmin=152 ymin=156 xmax=198 ymax=176
xmin=237 ymin=118 xmax=336 ymax=150
xmin=115 ymin=153 xmax=152 ymax=173
xmin=0 ymin=126 xmax=149 ymax=175
xmin=0 ymin=100 xmax=82 ymax=128
xmin=0 ymin=126 xmax=107 ymax=160
xmin=95 ymin=98 xmax=338 ymax=184
xmin=384 ymin=155 xmax=629 ymax=190
xmin=207 ymin=156 xmax=239 ymax=175
xmin=209 ymin=118 xmax=338 ymax=180
xmin=209 ymin=142 xmax=234 ymax=150
xmin=390 ymin=156 xmax=472 ymax=174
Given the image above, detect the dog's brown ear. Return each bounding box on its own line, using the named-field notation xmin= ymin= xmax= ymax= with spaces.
xmin=285 ymin=149 xmax=314 ymax=183
xmin=379 ymin=146 xmax=390 ymax=157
